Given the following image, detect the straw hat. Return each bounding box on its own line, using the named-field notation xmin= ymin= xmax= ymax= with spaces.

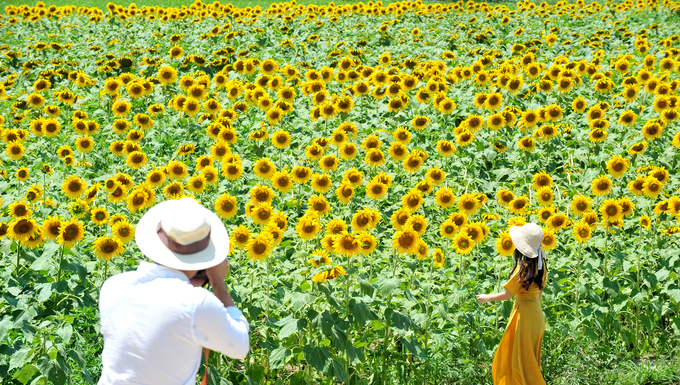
xmin=508 ymin=223 xmax=544 ymax=258
xmin=135 ymin=197 xmax=230 ymax=270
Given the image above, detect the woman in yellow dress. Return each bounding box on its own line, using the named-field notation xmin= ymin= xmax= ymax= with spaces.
xmin=476 ymin=223 xmax=547 ymax=385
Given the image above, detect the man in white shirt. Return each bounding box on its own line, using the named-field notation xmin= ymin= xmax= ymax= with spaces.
xmin=98 ymin=197 xmax=250 ymax=385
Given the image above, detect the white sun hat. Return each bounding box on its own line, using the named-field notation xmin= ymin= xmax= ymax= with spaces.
xmin=508 ymin=223 xmax=545 ymax=270
xmin=135 ymin=197 xmax=230 ymax=271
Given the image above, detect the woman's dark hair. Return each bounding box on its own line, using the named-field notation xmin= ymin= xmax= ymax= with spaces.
xmin=508 ymin=249 xmax=545 ymax=291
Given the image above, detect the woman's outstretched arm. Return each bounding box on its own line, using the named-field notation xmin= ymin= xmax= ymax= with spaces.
xmin=476 ymin=290 xmax=513 ymax=303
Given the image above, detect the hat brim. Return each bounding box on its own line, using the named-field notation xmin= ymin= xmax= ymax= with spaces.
xmin=135 ymin=200 xmax=230 ymax=270
xmin=509 ymin=225 xmax=538 ymax=258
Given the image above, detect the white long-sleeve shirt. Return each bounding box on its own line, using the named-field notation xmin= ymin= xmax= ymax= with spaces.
xmin=98 ymin=261 xmax=250 ymax=385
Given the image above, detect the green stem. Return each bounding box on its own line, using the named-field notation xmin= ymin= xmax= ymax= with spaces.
xmin=15 ymin=243 xmax=21 ymax=273
xmin=56 ymin=246 xmax=64 ymax=282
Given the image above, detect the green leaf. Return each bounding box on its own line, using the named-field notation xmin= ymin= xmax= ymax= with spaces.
xmin=208 ymin=366 xmax=234 ymax=385
xmin=245 ymin=364 xmax=265 ymax=385
xmin=36 ymin=283 xmax=53 ymax=303
xmin=358 ymin=279 xmax=375 ymax=297
xmin=378 ymin=277 xmax=399 ymax=297
xmin=663 ymin=288 xmax=680 ymax=302
xmin=12 ymin=364 xmax=37 ymax=385
xmin=346 ymin=345 xmax=364 ymax=366
xmin=329 ymin=359 xmax=347 ymax=382
xmin=655 ymin=268 xmax=670 ymax=282
xmin=9 ymin=346 xmax=32 ymax=372
xmin=269 ymin=347 xmax=291 ymax=370
xmin=277 ymin=315 xmax=302 ymax=340
xmin=303 ymin=346 xmax=330 ymax=372
xmin=348 ymin=299 xmax=372 ymax=326
xmin=56 ymin=323 xmax=73 ymax=344
xmin=329 ymin=326 xmax=347 ymax=351
xmin=36 ymin=354 xmax=67 ymax=385
xmin=401 ymin=336 xmax=425 ymax=360
xmin=0 ymin=316 xmax=12 ymax=342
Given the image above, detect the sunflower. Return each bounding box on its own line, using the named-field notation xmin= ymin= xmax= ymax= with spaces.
xmin=313 ymin=265 xmax=346 ymax=283
xmin=456 ymin=130 xmax=475 ymax=147
xmin=8 ymin=218 xmax=38 ymax=242
xmin=436 ymin=140 xmax=456 ymax=157
xmin=508 ymin=196 xmax=530 ymax=215
xmin=90 ymin=207 xmax=109 ymax=226
xmin=496 ymin=189 xmax=515 ymax=206
xmin=271 ymin=130 xmax=291 ymax=149
xmin=434 ymin=187 xmax=456 ymax=209
xmin=6 ymin=141 xmax=25 ymax=160
xmin=364 ymin=149 xmax=385 ymax=167
xmin=8 ymin=199 xmax=32 ymax=218
xmin=541 ymin=229 xmax=557 ymax=251
xmin=57 ymin=218 xmax=84 ymax=249
xmin=342 ymin=168 xmax=364 ymax=188
xmin=185 ymin=175 xmax=205 ymax=194
xmin=309 ymin=249 xmax=332 ymax=267
xmin=569 ymin=195 xmax=592 ymax=216
xmin=246 ymin=232 xmax=273 ymax=261
xmin=649 ymin=167 xmax=669 ymax=184
xmin=547 ymin=213 xmax=569 ymax=232
xmin=536 ymin=187 xmax=554 ymax=206
xmin=621 ymin=170 xmax=641 ymax=192
xmin=61 ymin=175 xmax=87 ymax=199
xmin=112 ymin=100 xmax=132 ymax=117
xmin=457 ymin=193 xmax=480 ymax=215
xmin=572 ymin=222 xmax=592 ymax=243
xmin=628 ymin=141 xmax=648 ymax=155
xmin=606 ymin=155 xmax=629 ymax=178
xmin=402 ymin=189 xmax=424 ymax=212
xmin=599 ymin=199 xmax=623 ymax=223
xmin=290 ymin=166 xmax=312 ymax=184
xmin=642 ymin=176 xmax=662 ymax=198
xmin=165 ymin=160 xmax=188 ymax=180
xmin=405 ymin=214 xmax=427 ymax=236
xmin=518 ymin=136 xmax=535 ymax=152
xmin=110 ymin=221 xmax=134 ymax=244
xmin=452 ymin=232 xmax=474 ymax=255
xmin=251 ymin=203 xmax=274 ymax=225
xmin=295 ymin=214 xmax=320 ymax=241
xmin=618 ymin=197 xmax=635 ymax=217
xmin=225 ymin=225 xmax=250 ymax=250
xmin=335 ymin=183 xmax=355 ymax=205
xmin=311 ymin=173 xmax=333 ymax=193
xmin=92 ymin=235 xmax=124 ymax=261
xmin=639 ymin=215 xmax=651 ymax=229
xmin=403 ymin=153 xmax=423 ymax=173
xmin=495 ymin=232 xmax=515 ymax=256
xmin=392 ymin=228 xmax=418 ymax=255
xmin=591 ymin=175 xmax=612 ymax=197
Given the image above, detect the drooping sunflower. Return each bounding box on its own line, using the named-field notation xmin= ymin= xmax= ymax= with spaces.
xmin=546 ymin=213 xmax=569 ymax=232
xmin=627 ymin=176 xmax=645 ymax=196
xmin=618 ymin=197 xmax=635 ymax=217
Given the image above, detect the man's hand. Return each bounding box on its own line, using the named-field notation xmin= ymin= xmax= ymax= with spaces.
xmin=206 ymin=258 xmax=230 ymax=286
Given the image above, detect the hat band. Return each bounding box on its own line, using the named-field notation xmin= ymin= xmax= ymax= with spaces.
xmin=156 ymin=221 xmax=211 ymax=255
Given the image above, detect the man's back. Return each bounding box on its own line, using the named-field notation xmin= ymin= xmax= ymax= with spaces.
xmin=98 ymin=262 xmax=249 ymax=385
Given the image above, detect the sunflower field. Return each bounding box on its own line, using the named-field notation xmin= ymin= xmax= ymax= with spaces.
xmin=1 ymin=0 xmax=680 ymax=383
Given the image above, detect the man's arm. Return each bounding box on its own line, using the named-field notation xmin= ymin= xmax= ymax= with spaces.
xmin=193 ymin=258 xmax=250 ymax=358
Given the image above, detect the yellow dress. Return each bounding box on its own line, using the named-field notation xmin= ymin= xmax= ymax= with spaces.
xmin=492 ymin=262 xmax=547 ymax=385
